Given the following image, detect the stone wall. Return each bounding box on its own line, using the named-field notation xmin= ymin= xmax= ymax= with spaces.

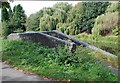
xmin=7 ymin=32 xmax=76 ymax=52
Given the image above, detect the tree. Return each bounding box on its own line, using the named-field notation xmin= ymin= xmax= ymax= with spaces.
xmin=26 ymin=12 xmax=40 ymax=31
xmin=1 ymin=1 xmax=27 ymax=38
xmin=26 ymin=7 xmax=55 ymax=31
xmin=92 ymin=2 xmax=119 ymax=36
xmin=1 ymin=7 xmax=9 ymax=22
xmin=7 ymin=7 xmax=15 ymax=34
xmin=39 ymin=15 xmax=56 ymax=31
xmin=106 ymin=2 xmax=120 ymax=13
xmin=83 ymin=2 xmax=110 ymax=33
xmin=53 ymin=2 xmax=72 ymax=23
xmin=67 ymin=2 xmax=110 ymax=34
xmin=2 ymin=21 xmax=10 ymax=38
xmin=38 ymin=3 xmax=72 ymax=32
xmin=1 ymin=5 xmax=9 ymax=38
xmin=24 ymin=2 xmax=111 ymax=35
xmin=1 ymin=2 xmax=10 ymax=8
xmin=8 ymin=7 xmax=13 ymax=19
xmin=92 ymin=12 xmax=119 ymax=36
xmin=42 ymin=7 xmax=54 ymax=16
xmin=67 ymin=2 xmax=84 ymax=34
xmin=13 ymin=4 xmax=27 ymax=32
xmin=53 ymin=2 xmax=72 ymax=13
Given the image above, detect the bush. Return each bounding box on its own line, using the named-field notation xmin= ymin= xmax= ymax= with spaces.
xmin=92 ymin=12 xmax=119 ymax=36
xmin=92 ymin=2 xmax=119 ymax=36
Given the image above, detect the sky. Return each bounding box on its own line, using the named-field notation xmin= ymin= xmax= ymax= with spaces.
xmin=9 ymin=1 xmax=80 ymax=17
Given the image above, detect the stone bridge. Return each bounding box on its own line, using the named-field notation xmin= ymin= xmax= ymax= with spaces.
xmin=7 ymin=31 xmax=77 ymax=52
xmin=7 ymin=30 xmax=117 ymax=58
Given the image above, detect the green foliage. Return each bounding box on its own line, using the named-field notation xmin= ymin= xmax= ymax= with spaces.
xmin=38 ymin=2 xmax=72 ymax=32
xmin=92 ymin=11 xmax=119 ymax=36
xmin=1 ymin=7 xmax=9 ymax=22
xmin=26 ymin=9 xmax=44 ymax=31
xmin=13 ymin=4 xmax=27 ymax=32
xmin=42 ymin=7 xmax=54 ymax=16
xmin=1 ymin=2 xmax=10 ymax=8
xmin=26 ymin=7 xmax=56 ymax=31
xmin=1 ymin=3 xmax=26 ymax=37
xmin=92 ymin=2 xmax=119 ymax=36
xmin=39 ymin=15 xmax=56 ymax=31
xmin=65 ymin=2 xmax=110 ymax=34
xmin=56 ymin=23 xmax=79 ymax=35
xmin=1 ymin=4 xmax=10 ymax=38
xmin=2 ymin=2 xmax=114 ymax=36
xmin=67 ymin=2 xmax=110 ymax=34
xmin=82 ymin=2 xmax=110 ymax=33
xmin=26 ymin=2 xmax=72 ymax=32
xmin=26 ymin=13 xmax=40 ymax=31
xmin=106 ymin=2 xmax=120 ymax=13
xmin=66 ymin=2 xmax=84 ymax=34
xmin=53 ymin=2 xmax=72 ymax=23
xmin=8 ymin=7 xmax=13 ymax=19
xmin=53 ymin=2 xmax=72 ymax=13
xmin=56 ymin=23 xmax=68 ymax=33
xmin=2 ymin=21 xmax=9 ymax=39
xmin=25 ymin=2 xmax=110 ymax=34
xmin=2 ymin=40 xmax=118 ymax=81
xmin=112 ymin=26 xmax=119 ymax=36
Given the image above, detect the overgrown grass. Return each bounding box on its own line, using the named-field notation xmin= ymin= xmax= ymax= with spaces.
xmin=74 ymin=34 xmax=118 ymax=56
xmin=2 ymin=39 xmax=118 ymax=81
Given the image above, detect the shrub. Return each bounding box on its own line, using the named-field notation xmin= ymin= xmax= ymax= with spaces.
xmin=92 ymin=12 xmax=119 ymax=36
xmin=92 ymin=2 xmax=120 ymax=36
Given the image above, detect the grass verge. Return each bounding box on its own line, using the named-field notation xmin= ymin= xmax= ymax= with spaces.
xmin=2 ymin=39 xmax=118 ymax=81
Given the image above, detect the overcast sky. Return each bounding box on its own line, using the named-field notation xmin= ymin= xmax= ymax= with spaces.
xmin=9 ymin=1 xmax=80 ymax=17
